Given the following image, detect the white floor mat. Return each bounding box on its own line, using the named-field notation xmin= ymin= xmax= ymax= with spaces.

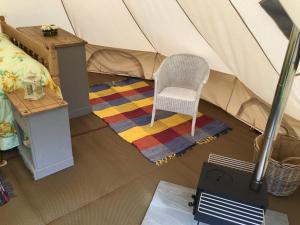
xmin=142 ymin=181 xmax=289 ymax=225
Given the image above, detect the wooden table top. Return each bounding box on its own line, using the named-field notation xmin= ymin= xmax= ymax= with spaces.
xmin=6 ymin=87 xmax=67 ymax=117
xmin=17 ymin=26 xmax=86 ymax=49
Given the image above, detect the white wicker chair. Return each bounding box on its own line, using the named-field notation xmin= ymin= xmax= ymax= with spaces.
xmin=150 ymin=54 xmax=210 ymax=136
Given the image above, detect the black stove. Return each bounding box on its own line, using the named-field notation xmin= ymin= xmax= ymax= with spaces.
xmin=191 ymin=154 xmax=268 ymax=225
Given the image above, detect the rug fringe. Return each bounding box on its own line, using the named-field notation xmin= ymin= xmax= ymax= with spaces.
xmin=196 ymin=135 xmax=217 ymax=145
xmin=155 ymin=153 xmax=176 ymax=166
xmin=155 ymin=134 xmax=227 ymax=166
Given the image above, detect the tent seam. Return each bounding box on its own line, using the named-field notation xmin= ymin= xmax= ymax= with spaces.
xmin=60 ymin=0 xmax=77 ymax=35
xmin=225 ymin=77 xmax=238 ymax=111
xmin=121 ymin=0 xmax=158 ymax=53
xmin=228 ymin=0 xmax=280 ymax=75
xmin=175 ymin=0 xmax=234 ymax=73
xmin=152 ymin=53 xmax=160 ymax=77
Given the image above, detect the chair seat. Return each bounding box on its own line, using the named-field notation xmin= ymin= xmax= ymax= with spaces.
xmin=158 ymin=87 xmax=197 ymax=101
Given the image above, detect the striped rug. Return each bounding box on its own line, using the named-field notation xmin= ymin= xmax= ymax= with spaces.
xmin=89 ymin=78 xmax=230 ymax=165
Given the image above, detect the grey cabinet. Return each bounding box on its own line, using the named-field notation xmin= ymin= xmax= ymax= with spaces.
xmin=56 ymin=44 xmax=91 ymax=118
xmin=7 ymin=88 xmax=74 ymax=180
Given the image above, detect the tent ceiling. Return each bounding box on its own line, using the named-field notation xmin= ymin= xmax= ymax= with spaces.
xmin=178 ymin=0 xmax=300 ymax=120
xmin=231 ymin=0 xmax=288 ymax=74
xmin=62 ymin=0 xmax=155 ymax=52
xmin=123 ymin=0 xmax=232 ymax=74
xmin=178 ymin=0 xmax=279 ymax=103
xmin=0 ymin=0 xmax=73 ymax=33
xmin=1 ymin=0 xmax=300 ymax=122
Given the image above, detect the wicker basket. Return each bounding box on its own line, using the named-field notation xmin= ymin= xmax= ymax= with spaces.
xmin=254 ymin=134 xmax=300 ymax=196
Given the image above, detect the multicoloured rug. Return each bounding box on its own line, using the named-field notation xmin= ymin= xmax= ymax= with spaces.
xmin=89 ymin=78 xmax=230 ymax=165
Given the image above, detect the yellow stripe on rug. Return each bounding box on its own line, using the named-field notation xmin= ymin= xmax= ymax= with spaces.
xmin=119 ymin=112 xmax=203 ymax=143
xmin=94 ymin=97 xmax=153 ymax=118
xmin=89 ymin=81 xmax=148 ymax=99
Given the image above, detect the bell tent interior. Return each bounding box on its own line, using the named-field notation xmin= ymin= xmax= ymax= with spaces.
xmin=0 ymin=0 xmax=300 ymax=225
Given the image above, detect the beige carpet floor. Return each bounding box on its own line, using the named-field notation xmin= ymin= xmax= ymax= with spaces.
xmin=0 ymin=73 xmax=299 ymax=225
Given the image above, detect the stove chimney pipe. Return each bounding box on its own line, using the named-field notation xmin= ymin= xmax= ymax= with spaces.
xmin=251 ymin=25 xmax=300 ymax=191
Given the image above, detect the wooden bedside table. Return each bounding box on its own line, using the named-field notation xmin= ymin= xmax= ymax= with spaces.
xmin=17 ymin=26 xmax=91 ymax=118
xmin=7 ymin=88 xmax=74 ymax=180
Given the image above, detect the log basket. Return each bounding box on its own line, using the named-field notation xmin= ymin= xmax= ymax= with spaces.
xmin=254 ymin=128 xmax=300 ymax=196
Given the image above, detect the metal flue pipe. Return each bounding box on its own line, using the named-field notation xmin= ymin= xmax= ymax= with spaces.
xmin=251 ymin=25 xmax=300 ymax=191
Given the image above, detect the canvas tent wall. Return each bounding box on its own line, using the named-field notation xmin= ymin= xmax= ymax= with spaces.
xmin=1 ymin=0 xmax=300 ymax=136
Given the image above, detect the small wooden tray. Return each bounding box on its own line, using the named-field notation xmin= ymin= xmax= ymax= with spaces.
xmin=6 ymin=87 xmax=67 ymax=117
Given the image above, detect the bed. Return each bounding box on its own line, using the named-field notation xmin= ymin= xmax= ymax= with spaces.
xmin=0 ymin=16 xmax=60 ymax=151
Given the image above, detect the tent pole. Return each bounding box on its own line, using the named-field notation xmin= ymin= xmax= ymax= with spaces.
xmin=251 ymin=24 xmax=300 ymax=191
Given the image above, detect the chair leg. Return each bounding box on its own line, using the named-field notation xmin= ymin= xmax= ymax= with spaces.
xmin=191 ymin=101 xmax=200 ymax=136
xmin=151 ymin=107 xmax=156 ymax=127
xmin=191 ymin=114 xmax=196 ymax=136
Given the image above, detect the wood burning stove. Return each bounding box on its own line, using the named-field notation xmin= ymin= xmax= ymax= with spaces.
xmin=190 ymin=154 xmax=267 ymax=225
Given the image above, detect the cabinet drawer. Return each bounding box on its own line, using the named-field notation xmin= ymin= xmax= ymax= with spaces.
xmin=12 ymin=107 xmax=29 ymax=135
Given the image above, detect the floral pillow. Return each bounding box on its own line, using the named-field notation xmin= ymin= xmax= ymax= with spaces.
xmin=0 ymin=32 xmax=59 ymax=94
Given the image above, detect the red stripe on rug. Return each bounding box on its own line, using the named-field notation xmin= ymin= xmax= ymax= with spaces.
xmin=90 ymin=97 xmax=104 ymax=105
xmin=133 ymin=128 xmax=181 ymax=151
xmin=133 ymin=85 xmax=153 ymax=94
xmin=90 ymin=86 xmax=153 ymax=106
xmin=133 ymin=127 xmax=184 ymax=151
xmin=123 ymin=105 xmax=153 ymax=118
xmin=195 ymin=115 xmax=214 ymax=127
xmin=103 ymin=114 xmax=128 ymax=124
xmin=133 ymin=115 xmax=214 ymax=151
xmin=153 ymin=129 xmax=180 ymax=144
xmin=133 ymin=136 xmax=161 ymax=151
xmin=171 ymin=122 xmax=193 ymax=135
xmin=171 ymin=115 xmax=213 ymax=135
xmin=120 ymin=86 xmax=153 ymax=97
xmin=104 ymin=105 xmax=153 ymax=124
xmin=102 ymin=93 xmax=123 ymax=101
